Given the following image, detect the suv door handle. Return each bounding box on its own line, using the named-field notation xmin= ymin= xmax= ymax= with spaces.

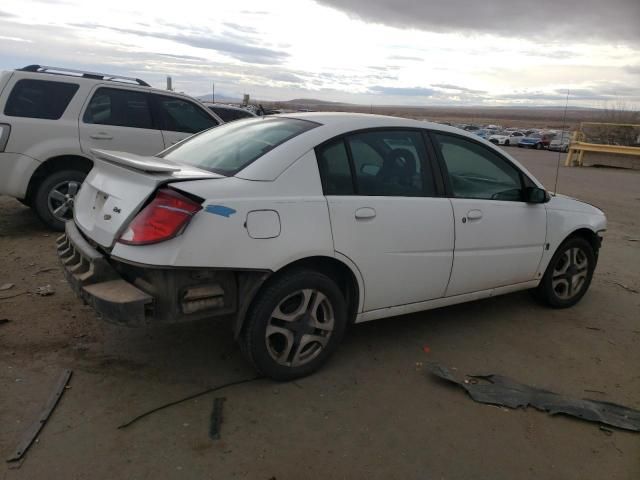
xmin=355 ymin=207 xmax=376 ymax=220
xmin=466 ymin=209 xmax=483 ymax=220
xmin=90 ymin=133 xmax=113 ymax=140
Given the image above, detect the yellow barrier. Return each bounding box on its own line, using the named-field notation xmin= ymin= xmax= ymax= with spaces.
xmin=565 ymin=125 xmax=640 ymax=167
xmin=565 ymin=142 xmax=640 ymax=166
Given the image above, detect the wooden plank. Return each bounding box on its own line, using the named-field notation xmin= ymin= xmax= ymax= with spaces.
xmin=6 ymin=369 xmax=73 ymax=463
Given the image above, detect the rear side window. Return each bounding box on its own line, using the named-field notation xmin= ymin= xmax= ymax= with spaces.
xmin=156 ymin=96 xmax=218 ymax=133
xmin=4 ymin=79 xmax=79 ymax=120
xmin=316 ymin=139 xmax=354 ymax=195
xmin=161 ymin=117 xmax=318 ymax=176
xmin=83 ymin=88 xmax=153 ymax=129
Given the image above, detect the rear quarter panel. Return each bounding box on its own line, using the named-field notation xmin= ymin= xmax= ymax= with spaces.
xmin=111 ymin=150 xmax=336 ymax=271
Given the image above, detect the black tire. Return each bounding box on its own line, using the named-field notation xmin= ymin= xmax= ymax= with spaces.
xmin=518 ymin=144 xmax=523 ymax=148
xmin=534 ymin=236 xmax=596 ymax=308
xmin=239 ymin=269 xmax=348 ymax=381
xmin=535 ymin=142 xmax=543 ymax=150
xmin=504 ymin=140 xmax=510 ymax=146
xmin=33 ymin=169 xmax=87 ymax=231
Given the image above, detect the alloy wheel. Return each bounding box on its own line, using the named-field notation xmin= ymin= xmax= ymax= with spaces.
xmin=552 ymin=247 xmax=589 ymax=300
xmin=265 ymin=289 xmax=335 ymax=367
xmin=47 ymin=180 xmax=80 ymax=221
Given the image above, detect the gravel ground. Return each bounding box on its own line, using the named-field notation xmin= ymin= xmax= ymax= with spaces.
xmin=1 ymin=148 xmax=639 ymax=479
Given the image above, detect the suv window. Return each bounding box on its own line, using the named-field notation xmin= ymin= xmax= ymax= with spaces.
xmin=347 ymin=130 xmax=431 ymax=197
xmin=433 ymin=133 xmax=523 ymax=201
xmin=83 ymin=88 xmax=153 ymax=129
xmin=209 ymin=106 xmax=253 ymax=122
xmin=4 ymin=79 xmax=79 ymax=120
xmin=156 ymin=96 xmax=218 ymax=133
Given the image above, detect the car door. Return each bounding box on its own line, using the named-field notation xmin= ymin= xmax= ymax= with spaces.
xmin=316 ymin=129 xmax=454 ymax=312
xmin=509 ymin=132 xmax=523 ymax=145
xmin=152 ymin=94 xmax=221 ymax=148
xmin=79 ymin=86 xmax=165 ymax=156
xmin=430 ymin=132 xmax=547 ymax=296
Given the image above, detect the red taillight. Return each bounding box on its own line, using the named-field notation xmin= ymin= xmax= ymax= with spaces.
xmin=119 ymin=188 xmax=202 ymax=246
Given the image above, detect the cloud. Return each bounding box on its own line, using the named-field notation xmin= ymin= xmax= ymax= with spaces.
xmin=70 ymin=23 xmax=289 ymax=65
xmin=625 ymin=65 xmax=640 ymax=75
xmin=317 ymin=0 xmax=640 ymax=44
xmin=387 ymin=54 xmax=422 ymax=61
xmin=369 ymin=86 xmax=436 ymax=96
xmin=432 ymin=83 xmax=486 ymax=94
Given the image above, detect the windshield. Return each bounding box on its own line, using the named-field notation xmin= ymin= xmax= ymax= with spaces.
xmin=161 ymin=117 xmax=319 ymax=175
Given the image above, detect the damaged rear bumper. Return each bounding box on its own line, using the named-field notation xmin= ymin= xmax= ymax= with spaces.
xmin=56 ymin=221 xmax=248 ymax=326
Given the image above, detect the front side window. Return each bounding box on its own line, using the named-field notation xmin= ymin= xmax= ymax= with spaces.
xmin=433 ymin=133 xmax=523 ymax=201
xmin=161 ymin=117 xmax=318 ymax=176
xmin=83 ymin=88 xmax=153 ymax=129
xmin=5 ymin=79 xmax=79 ymax=120
xmin=156 ymin=96 xmax=217 ymax=133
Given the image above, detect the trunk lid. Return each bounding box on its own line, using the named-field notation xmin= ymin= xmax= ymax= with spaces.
xmin=74 ymin=149 xmax=222 ymax=248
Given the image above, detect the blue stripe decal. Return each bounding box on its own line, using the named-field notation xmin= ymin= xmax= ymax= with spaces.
xmin=205 ymin=205 xmax=236 ymax=217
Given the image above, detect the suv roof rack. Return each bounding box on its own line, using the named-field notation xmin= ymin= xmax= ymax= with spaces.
xmin=19 ymin=65 xmax=151 ymax=87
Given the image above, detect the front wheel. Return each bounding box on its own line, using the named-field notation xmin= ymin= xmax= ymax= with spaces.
xmin=33 ymin=170 xmax=87 ymax=231
xmin=535 ymin=142 xmax=543 ymax=150
xmin=239 ymin=270 xmax=348 ymax=380
xmin=534 ymin=237 xmax=596 ymax=308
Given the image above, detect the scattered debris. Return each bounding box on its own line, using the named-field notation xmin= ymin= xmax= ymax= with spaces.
xmin=33 ymin=285 xmax=55 ymax=296
xmin=428 ymin=363 xmax=640 ymax=432
xmin=585 ymin=326 xmax=603 ymax=331
xmin=34 ymin=267 xmax=57 ymax=274
xmin=209 ymin=397 xmax=226 ymax=440
xmin=584 ymin=389 xmax=606 ymax=395
xmin=0 ymin=291 xmax=28 ymax=300
xmin=6 ymin=369 xmax=73 ymax=464
xmin=0 ymin=318 xmax=10 ymax=326
xmin=611 ymin=281 xmax=639 ymax=294
xmin=600 ymin=426 xmax=614 ymax=436
xmin=117 ymin=376 xmax=262 ymax=430
xmin=0 ymin=283 xmax=15 ymax=291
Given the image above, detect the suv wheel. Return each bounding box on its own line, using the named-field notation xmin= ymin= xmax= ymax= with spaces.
xmin=33 ymin=170 xmax=86 ymax=231
xmin=504 ymin=140 xmax=510 ymax=146
xmin=240 ymin=269 xmax=348 ymax=380
xmin=534 ymin=236 xmax=595 ymax=308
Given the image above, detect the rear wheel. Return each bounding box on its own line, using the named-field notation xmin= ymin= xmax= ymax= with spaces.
xmin=239 ymin=269 xmax=347 ymax=380
xmin=535 ymin=142 xmax=543 ymax=150
xmin=504 ymin=140 xmax=510 ymax=146
xmin=33 ymin=170 xmax=86 ymax=231
xmin=534 ymin=236 xmax=595 ymax=308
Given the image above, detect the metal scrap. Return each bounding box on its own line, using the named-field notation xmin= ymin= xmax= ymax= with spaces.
xmin=428 ymin=363 xmax=640 ymax=432
xmin=33 ymin=285 xmax=55 ymax=296
xmin=6 ymin=369 xmax=73 ymax=463
xmin=209 ymin=397 xmax=226 ymax=440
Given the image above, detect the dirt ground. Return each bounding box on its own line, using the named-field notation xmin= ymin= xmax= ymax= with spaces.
xmin=1 ymin=148 xmax=639 ymax=480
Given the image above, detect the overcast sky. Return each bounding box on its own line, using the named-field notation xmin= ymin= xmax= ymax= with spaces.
xmin=1 ymin=0 xmax=639 ymax=107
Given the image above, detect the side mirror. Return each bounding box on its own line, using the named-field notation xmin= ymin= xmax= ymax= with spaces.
xmin=525 ymin=186 xmax=550 ymax=203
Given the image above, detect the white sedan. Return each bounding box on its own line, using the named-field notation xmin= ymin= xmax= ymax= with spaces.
xmin=489 ymin=131 xmax=525 ymax=146
xmin=58 ymin=113 xmax=606 ymax=380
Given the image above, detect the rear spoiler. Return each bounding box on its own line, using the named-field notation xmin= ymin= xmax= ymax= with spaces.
xmin=91 ymin=149 xmax=181 ymax=173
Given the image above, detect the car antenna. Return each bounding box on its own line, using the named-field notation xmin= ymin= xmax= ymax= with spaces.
xmin=553 ymin=89 xmax=570 ymax=195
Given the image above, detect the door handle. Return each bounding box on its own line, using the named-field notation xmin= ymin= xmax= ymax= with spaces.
xmin=89 ymin=133 xmax=113 ymax=140
xmin=355 ymin=207 xmax=376 ymax=220
xmin=466 ymin=209 xmax=483 ymax=221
